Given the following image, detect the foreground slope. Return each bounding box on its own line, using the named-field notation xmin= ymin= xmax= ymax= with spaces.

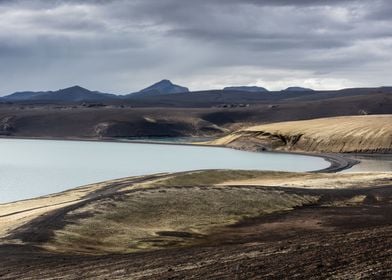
xmin=1 ymin=170 xmax=392 ymax=279
xmin=210 ymin=115 xmax=392 ymax=153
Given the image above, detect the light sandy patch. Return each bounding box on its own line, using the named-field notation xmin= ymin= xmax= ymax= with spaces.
xmin=0 ymin=200 xmax=82 ymax=241
xmin=120 ymin=175 xmax=172 ymax=191
xmin=219 ymin=172 xmax=392 ymax=189
xmin=0 ymin=174 xmax=164 ymax=240
xmin=0 ymin=180 xmax=116 ymax=239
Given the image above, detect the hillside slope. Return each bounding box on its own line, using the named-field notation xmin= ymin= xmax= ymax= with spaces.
xmin=210 ymin=115 xmax=392 ymax=153
xmin=2 ymin=170 xmax=392 ymax=279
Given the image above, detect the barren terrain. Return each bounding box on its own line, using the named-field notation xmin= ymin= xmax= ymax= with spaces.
xmin=210 ymin=115 xmax=392 ymax=153
xmin=1 ymin=170 xmax=391 ymax=279
xmin=0 ymin=98 xmax=391 ymax=279
xmin=0 ymin=89 xmax=391 ymax=139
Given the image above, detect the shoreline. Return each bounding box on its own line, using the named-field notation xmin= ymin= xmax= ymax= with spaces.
xmin=0 ymin=135 xmax=361 ymax=173
xmin=1 ymin=134 xmax=389 ymax=205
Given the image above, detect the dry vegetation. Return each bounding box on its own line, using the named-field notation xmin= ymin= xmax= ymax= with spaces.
xmin=48 ymin=186 xmax=317 ymax=254
xmin=210 ymin=115 xmax=392 ymax=153
xmin=2 ymin=170 xmax=390 ymax=255
xmin=1 ymin=169 xmax=392 ymax=279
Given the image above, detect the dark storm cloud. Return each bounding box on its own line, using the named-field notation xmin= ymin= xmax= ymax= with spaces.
xmin=0 ymin=0 xmax=391 ymax=94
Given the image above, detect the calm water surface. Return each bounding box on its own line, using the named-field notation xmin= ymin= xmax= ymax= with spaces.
xmin=0 ymin=139 xmax=329 ymax=203
xmin=342 ymin=155 xmax=392 ymax=173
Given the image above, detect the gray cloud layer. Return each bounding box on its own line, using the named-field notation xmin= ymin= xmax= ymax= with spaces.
xmin=0 ymin=0 xmax=391 ymax=94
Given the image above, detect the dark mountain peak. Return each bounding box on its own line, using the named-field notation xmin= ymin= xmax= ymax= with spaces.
xmin=223 ymin=86 xmax=269 ymax=93
xmin=134 ymin=79 xmax=189 ymax=96
xmin=65 ymin=85 xmax=87 ymax=90
xmin=283 ymin=87 xmax=314 ymax=92
xmin=60 ymin=85 xmax=91 ymax=93
xmin=156 ymin=79 xmax=171 ymax=85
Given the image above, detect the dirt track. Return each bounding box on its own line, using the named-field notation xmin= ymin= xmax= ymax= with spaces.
xmin=1 ymin=182 xmax=391 ymax=279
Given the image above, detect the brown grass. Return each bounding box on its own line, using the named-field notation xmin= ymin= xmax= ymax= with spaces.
xmin=209 ymin=115 xmax=392 ymax=153
xmin=47 ymin=186 xmax=317 ymax=254
xmin=3 ymin=170 xmax=391 ymax=255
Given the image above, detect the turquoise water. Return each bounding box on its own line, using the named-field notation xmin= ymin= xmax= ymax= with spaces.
xmin=0 ymin=139 xmax=329 ymax=203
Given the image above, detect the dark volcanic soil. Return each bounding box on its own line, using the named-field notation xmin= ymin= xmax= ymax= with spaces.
xmin=0 ymin=90 xmax=391 ymax=139
xmin=1 ymin=184 xmax=391 ymax=280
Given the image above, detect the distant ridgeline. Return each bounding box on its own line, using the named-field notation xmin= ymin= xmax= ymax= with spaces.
xmin=1 ymin=81 xmax=392 ymax=106
xmin=223 ymin=86 xmax=269 ymax=93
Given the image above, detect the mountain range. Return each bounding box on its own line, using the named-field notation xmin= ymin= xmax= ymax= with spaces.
xmin=1 ymin=80 xmax=391 ymax=106
xmin=1 ymin=80 xmax=190 ymax=103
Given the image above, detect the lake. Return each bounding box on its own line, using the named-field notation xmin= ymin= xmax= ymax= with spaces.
xmin=0 ymin=139 xmax=330 ymax=203
xmin=341 ymin=154 xmax=392 ymax=173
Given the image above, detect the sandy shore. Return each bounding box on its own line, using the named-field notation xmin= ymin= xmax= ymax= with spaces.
xmin=0 ymin=180 xmax=109 ymax=239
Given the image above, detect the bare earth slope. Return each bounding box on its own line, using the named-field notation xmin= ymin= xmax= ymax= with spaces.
xmin=1 ymin=170 xmax=392 ymax=279
xmin=210 ymin=115 xmax=392 ymax=153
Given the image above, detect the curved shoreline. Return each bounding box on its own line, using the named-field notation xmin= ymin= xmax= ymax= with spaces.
xmin=0 ymin=135 xmax=361 ymax=175
xmin=311 ymin=153 xmax=359 ymax=173
xmin=0 ymin=135 xmax=358 ymax=174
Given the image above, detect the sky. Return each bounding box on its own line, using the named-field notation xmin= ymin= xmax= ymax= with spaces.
xmin=0 ymin=0 xmax=391 ymax=95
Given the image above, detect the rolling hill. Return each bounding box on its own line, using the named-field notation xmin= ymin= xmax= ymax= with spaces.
xmin=210 ymin=115 xmax=392 ymax=153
